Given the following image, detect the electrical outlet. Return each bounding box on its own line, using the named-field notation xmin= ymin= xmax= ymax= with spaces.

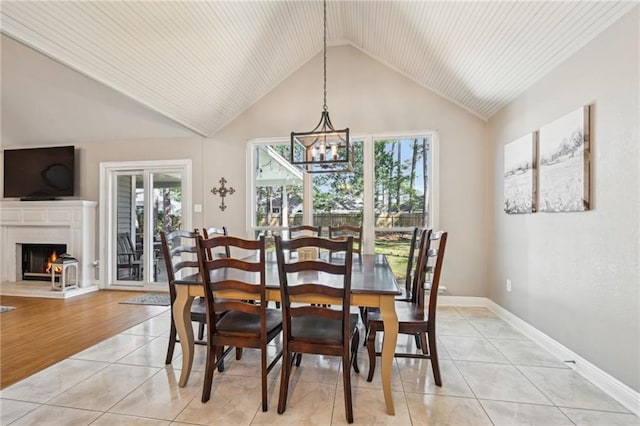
xmin=506 ymin=279 xmax=512 ymax=292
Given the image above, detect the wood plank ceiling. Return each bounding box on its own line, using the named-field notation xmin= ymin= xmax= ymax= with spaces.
xmin=1 ymin=1 xmax=634 ymax=136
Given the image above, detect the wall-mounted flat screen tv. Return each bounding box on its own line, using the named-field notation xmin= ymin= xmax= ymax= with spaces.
xmin=3 ymin=145 xmax=75 ymax=200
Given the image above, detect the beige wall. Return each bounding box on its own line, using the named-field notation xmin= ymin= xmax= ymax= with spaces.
xmin=487 ymin=7 xmax=639 ymax=391
xmin=29 ymin=45 xmax=487 ymax=297
xmin=71 ymin=137 xmax=205 ymax=222
xmin=0 ymin=35 xmax=197 ymax=147
xmin=207 ymin=45 xmax=488 ymax=296
xmin=75 ymin=137 xmax=204 ymax=206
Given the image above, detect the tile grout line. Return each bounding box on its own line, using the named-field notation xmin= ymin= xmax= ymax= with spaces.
xmin=4 ymin=305 xmax=637 ymax=425
xmin=458 ymin=307 xmax=561 ymax=414
xmin=452 ymin=307 xmax=615 ymax=425
xmin=449 ymin=307 xmax=496 ymax=425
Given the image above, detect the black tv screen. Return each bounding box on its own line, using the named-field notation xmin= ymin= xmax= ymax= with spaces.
xmin=3 ymin=146 xmax=75 ymax=199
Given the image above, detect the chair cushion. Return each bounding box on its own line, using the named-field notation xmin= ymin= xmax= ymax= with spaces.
xmin=291 ymin=313 xmax=359 ymax=341
xmin=367 ymin=302 xmax=426 ymax=324
xmin=190 ymin=297 xmax=232 ymax=317
xmin=189 ymin=297 xmax=207 ymax=322
xmin=395 ymin=287 xmax=412 ymax=301
xmin=216 ymin=308 xmax=282 ymax=335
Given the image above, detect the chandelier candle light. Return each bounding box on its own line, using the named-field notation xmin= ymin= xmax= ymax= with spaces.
xmin=290 ymin=0 xmax=352 ymax=173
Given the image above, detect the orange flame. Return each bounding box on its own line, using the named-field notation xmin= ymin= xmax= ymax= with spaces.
xmin=46 ymin=251 xmax=62 ymax=274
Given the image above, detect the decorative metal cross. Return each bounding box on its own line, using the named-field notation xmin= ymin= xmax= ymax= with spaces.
xmin=210 ymin=177 xmax=235 ymax=211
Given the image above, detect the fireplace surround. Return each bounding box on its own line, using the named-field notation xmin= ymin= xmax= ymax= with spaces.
xmin=0 ymin=200 xmax=97 ymax=289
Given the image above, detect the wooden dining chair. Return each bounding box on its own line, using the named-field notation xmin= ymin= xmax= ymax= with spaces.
xmin=287 ymin=225 xmax=323 ymax=261
xmin=397 ymin=227 xmax=422 ymax=302
xmin=359 ymin=227 xmax=423 ymax=346
xmin=288 ymin=224 xmax=322 ymax=239
xmin=202 ymin=226 xmax=231 ymax=258
xmin=160 ymin=230 xmax=207 ymax=365
xmin=328 ymin=225 xmax=362 ymax=263
xmin=365 ymin=230 xmax=448 ymax=387
xmin=196 ymin=234 xmax=283 ymax=411
xmin=275 ymin=235 xmax=360 ymax=423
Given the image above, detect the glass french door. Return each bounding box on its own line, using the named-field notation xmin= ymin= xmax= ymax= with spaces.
xmin=114 ymin=172 xmax=144 ymax=284
xmin=101 ymin=160 xmax=191 ymax=288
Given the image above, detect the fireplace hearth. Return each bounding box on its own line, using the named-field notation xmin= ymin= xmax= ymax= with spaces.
xmin=21 ymin=243 xmax=68 ymax=281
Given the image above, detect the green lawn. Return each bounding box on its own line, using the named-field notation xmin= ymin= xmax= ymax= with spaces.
xmin=263 ymin=232 xmax=413 ymax=283
xmin=375 ymin=233 xmax=412 ymax=283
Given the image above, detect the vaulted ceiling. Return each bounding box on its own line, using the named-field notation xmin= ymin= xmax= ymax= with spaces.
xmin=1 ymin=1 xmax=635 ymax=138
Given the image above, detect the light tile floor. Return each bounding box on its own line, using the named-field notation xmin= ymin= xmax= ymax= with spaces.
xmin=2 ymin=306 xmax=638 ymax=425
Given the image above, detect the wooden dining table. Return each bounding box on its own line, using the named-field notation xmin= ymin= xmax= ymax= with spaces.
xmin=173 ymin=253 xmax=401 ymax=415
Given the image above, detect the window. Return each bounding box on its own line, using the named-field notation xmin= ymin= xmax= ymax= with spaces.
xmin=250 ymin=142 xmax=304 ymax=247
xmin=373 ymin=136 xmax=431 ymax=281
xmin=248 ymin=132 xmax=438 ymax=272
xmin=312 ymin=141 xmax=364 ymax=233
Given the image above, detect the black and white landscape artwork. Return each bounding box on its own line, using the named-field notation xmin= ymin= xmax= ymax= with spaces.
xmin=504 ymin=132 xmax=536 ymax=214
xmin=538 ymin=106 xmax=590 ymax=212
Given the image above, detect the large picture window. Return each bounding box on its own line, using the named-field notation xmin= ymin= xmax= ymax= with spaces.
xmin=373 ymin=136 xmax=431 ymax=282
xmin=312 ymin=141 xmax=364 ymax=230
xmin=250 ymin=142 xmax=303 ymax=246
xmin=248 ymin=132 xmax=438 ymax=277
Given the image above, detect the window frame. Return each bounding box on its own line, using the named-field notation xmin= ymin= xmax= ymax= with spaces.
xmin=99 ymin=159 xmax=192 ymax=289
xmin=247 ymin=131 xmax=439 ymax=253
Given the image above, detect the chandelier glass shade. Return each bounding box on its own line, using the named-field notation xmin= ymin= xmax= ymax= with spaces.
xmin=290 ymin=111 xmax=352 ymax=173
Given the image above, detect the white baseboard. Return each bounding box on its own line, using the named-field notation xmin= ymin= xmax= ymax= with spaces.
xmin=449 ymin=297 xmax=640 ymax=416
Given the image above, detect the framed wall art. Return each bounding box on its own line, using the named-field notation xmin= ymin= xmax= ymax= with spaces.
xmin=538 ymin=106 xmax=590 ymax=212
xmin=504 ymin=132 xmax=537 ymax=214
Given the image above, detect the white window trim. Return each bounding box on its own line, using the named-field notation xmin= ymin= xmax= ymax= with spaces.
xmin=247 ymin=130 xmax=439 ymax=253
xmin=99 ymin=159 xmax=192 ymax=289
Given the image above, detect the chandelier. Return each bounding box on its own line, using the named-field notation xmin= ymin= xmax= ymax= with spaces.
xmin=290 ymin=0 xmax=352 ymax=173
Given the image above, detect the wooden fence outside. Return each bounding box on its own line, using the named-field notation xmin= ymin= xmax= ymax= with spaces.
xmin=257 ymin=212 xmax=425 ymax=228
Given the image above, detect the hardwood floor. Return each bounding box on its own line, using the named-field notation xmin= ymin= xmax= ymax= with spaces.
xmin=0 ymin=290 xmax=169 ymax=389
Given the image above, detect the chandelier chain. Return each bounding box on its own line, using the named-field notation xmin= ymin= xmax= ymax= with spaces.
xmin=323 ymin=0 xmax=327 ymax=112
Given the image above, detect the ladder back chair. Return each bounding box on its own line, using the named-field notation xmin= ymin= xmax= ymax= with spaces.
xmin=202 ymin=226 xmax=231 ymax=258
xmin=365 ymin=230 xmax=448 ymax=387
xmin=288 ymin=225 xmax=322 ymax=239
xmin=328 ymin=225 xmax=362 ymax=263
xmin=287 ymin=225 xmax=323 ymax=261
xmin=275 ymin=235 xmax=360 ymax=423
xmin=360 ymin=227 xmax=422 ymax=340
xmin=196 ymin=234 xmax=283 ymax=411
xmin=398 ymin=227 xmax=422 ymax=302
xmin=160 ymin=230 xmax=207 ymax=365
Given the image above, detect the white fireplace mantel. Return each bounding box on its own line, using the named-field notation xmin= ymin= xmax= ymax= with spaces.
xmin=0 ymin=200 xmax=97 ymax=287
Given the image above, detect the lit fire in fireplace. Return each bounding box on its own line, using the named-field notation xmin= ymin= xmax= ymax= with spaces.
xmin=46 ymin=251 xmax=63 ymax=274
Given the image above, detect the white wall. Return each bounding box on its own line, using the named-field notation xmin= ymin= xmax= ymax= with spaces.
xmin=207 ymin=45 xmax=488 ymax=296
xmin=487 ymin=7 xmax=639 ymax=392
